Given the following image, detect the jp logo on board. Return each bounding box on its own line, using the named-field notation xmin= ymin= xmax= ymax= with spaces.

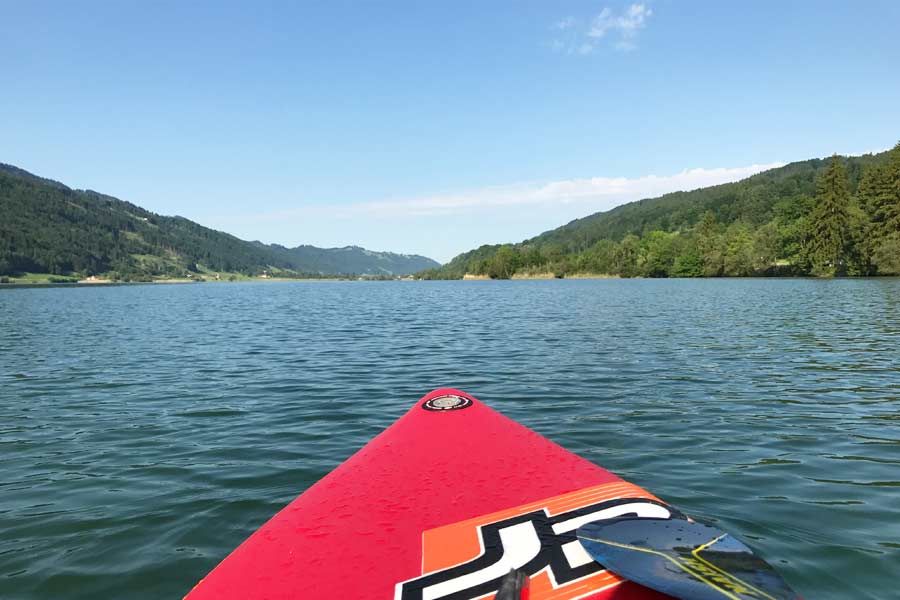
xmin=395 ymin=482 xmax=680 ymax=600
xmin=422 ymin=394 xmax=473 ymax=411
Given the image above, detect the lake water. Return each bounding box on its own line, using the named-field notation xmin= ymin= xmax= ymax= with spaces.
xmin=2 ymin=279 xmax=899 ymax=599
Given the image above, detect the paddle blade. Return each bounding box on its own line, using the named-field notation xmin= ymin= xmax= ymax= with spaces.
xmin=576 ymin=517 xmax=798 ymax=600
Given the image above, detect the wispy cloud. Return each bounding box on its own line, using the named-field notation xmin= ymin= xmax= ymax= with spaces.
xmin=347 ymin=163 xmax=783 ymax=217
xmin=224 ymin=162 xmax=784 ymax=222
xmin=204 ymin=161 xmax=785 ymax=262
xmin=552 ymin=4 xmax=654 ymax=55
xmin=555 ymin=16 xmax=576 ymax=30
xmin=589 ymin=4 xmax=652 ymax=39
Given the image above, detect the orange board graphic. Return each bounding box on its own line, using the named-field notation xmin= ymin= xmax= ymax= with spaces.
xmin=415 ymin=481 xmax=663 ymax=600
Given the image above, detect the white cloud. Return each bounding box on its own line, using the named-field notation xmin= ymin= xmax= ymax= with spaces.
xmin=617 ymin=4 xmax=653 ymax=37
xmin=225 ymin=162 xmax=784 ymax=222
xmin=588 ymin=8 xmax=614 ymax=38
xmin=554 ymin=3 xmax=654 ymax=54
xmin=204 ymin=161 xmax=785 ymax=262
xmin=555 ymin=16 xmax=577 ymax=30
xmin=345 ymin=162 xmax=784 ymax=217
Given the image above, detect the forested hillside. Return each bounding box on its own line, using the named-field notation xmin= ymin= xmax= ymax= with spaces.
xmin=0 ymin=164 xmax=438 ymax=280
xmin=258 ymin=243 xmax=439 ymax=276
xmin=422 ymin=145 xmax=900 ymax=279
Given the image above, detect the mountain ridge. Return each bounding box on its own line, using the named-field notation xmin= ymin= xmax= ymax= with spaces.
xmin=420 ymin=146 xmax=900 ymax=279
xmin=0 ymin=163 xmax=439 ymax=280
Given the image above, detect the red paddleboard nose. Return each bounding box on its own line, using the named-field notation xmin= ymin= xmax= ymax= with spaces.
xmin=186 ymin=387 xmax=648 ymax=600
xmin=420 ymin=388 xmax=476 ymax=411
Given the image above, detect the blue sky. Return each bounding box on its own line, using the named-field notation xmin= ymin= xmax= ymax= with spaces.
xmin=2 ymin=1 xmax=899 ymax=262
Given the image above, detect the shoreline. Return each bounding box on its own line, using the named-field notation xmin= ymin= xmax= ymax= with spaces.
xmin=5 ymin=274 xmax=898 ymax=288
xmin=0 ymin=276 xmax=358 ymax=288
xmin=460 ymin=272 xmax=621 ymax=280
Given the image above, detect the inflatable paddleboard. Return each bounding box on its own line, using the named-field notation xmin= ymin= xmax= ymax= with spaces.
xmin=185 ymin=389 xmax=679 ymax=599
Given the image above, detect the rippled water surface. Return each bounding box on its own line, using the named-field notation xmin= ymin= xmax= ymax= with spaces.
xmin=2 ymin=279 xmax=899 ymax=599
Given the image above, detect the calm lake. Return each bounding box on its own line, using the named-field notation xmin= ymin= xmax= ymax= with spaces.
xmin=2 ymin=279 xmax=899 ymax=599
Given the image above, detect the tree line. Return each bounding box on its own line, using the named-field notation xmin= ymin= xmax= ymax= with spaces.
xmin=421 ymin=144 xmax=900 ymax=279
xmin=0 ymin=164 xmax=437 ymax=280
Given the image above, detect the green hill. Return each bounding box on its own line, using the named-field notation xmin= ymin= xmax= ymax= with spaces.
xmin=0 ymin=164 xmax=438 ymax=281
xmin=255 ymin=242 xmax=439 ymax=276
xmin=422 ymin=145 xmax=900 ymax=279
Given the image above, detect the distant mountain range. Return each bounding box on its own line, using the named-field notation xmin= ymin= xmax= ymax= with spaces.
xmin=0 ymin=163 xmax=439 ymax=280
xmin=252 ymin=242 xmax=439 ymax=276
xmin=422 ymin=145 xmax=900 ymax=279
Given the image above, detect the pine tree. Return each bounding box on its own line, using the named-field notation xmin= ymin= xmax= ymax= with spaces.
xmin=855 ymin=142 xmax=900 ymax=275
xmin=808 ymin=156 xmax=852 ymax=275
xmin=858 ymin=163 xmax=893 ymax=237
xmin=885 ymin=142 xmax=900 ymax=234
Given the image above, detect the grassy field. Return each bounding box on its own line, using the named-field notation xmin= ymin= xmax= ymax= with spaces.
xmin=0 ymin=271 xmax=359 ymax=285
xmin=1 ymin=272 xmax=80 ymax=284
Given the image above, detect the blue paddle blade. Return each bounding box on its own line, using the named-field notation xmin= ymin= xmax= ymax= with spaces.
xmin=576 ymin=517 xmax=798 ymax=600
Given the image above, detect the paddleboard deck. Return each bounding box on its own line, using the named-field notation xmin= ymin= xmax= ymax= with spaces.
xmin=185 ymin=388 xmax=676 ymax=599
